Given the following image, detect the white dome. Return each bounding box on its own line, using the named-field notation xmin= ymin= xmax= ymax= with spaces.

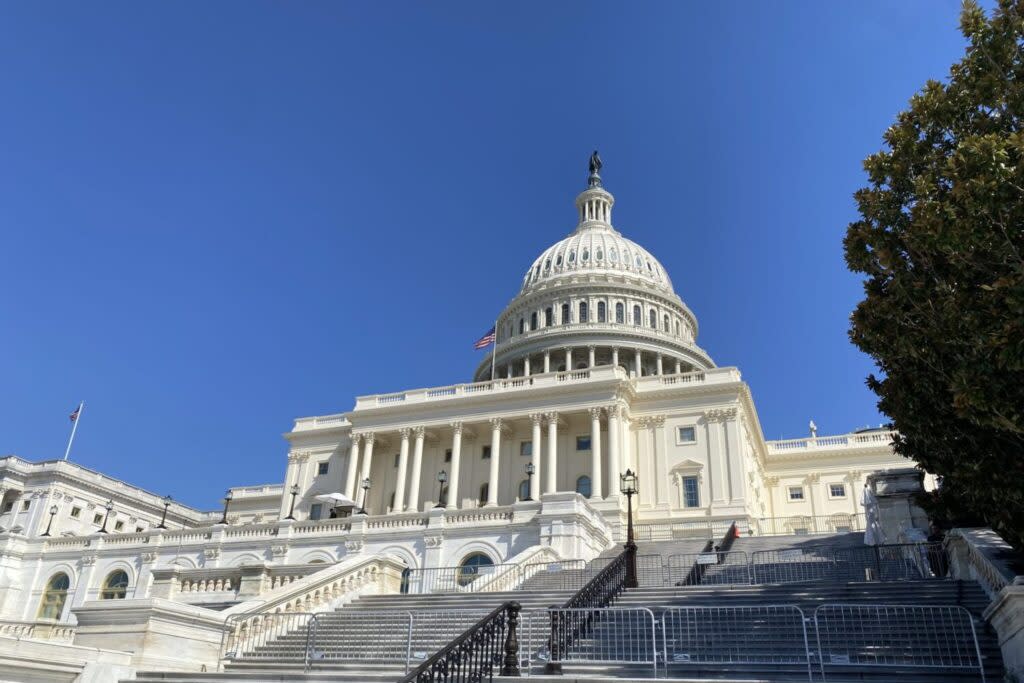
xmin=520 ymin=225 xmax=674 ymax=296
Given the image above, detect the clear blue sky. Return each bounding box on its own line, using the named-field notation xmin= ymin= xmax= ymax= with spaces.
xmin=0 ymin=2 xmax=974 ymax=510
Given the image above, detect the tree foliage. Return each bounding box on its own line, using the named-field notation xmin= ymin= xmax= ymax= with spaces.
xmin=844 ymin=0 xmax=1024 ymax=548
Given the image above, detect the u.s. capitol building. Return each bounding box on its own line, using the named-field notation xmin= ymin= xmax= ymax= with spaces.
xmin=0 ymin=157 xmax=910 ymax=670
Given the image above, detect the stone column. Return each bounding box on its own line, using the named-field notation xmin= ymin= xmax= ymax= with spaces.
xmin=506 ymin=364 xmax=512 ymax=379
xmin=448 ymin=423 xmax=463 ymax=509
xmin=634 ymin=349 xmax=642 ymax=377
xmin=530 ymin=414 xmax=543 ymax=500
xmin=806 ymin=473 xmax=820 ymax=519
xmin=674 ymin=359 xmax=682 ymax=374
xmin=565 ymin=348 xmax=572 ymax=371
xmin=487 ymin=418 xmax=502 ymax=507
xmin=358 ymin=434 xmax=375 ymax=513
xmin=656 ymin=354 xmax=663 ymax=375
xmin=545 ymin=413 xmax=558 ymax=494
xmin=607 ymin=405 xmax=621 ymax=493
xmin=612 ymin=347 xmax=619 ymax=369
xmin=344 ymin=435 xmax=361 ymax=501
xmin=407 ymin=427 xmax=425 ymax=512
xmin=543 ymin=351 xmax=550 ymax=373
xmin=523 ymin=356 xmax=530 ymax=376
xmin=588 ymin=346 xmax=596 ymax=368
xmin=393 ymin=429 xmax=410 ymax=513
xmin=589 ymin=408 xmax=603 ymax=499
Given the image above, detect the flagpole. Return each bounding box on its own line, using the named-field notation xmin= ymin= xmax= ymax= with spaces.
xmin=489 ymin=319 xmax=497 ymax=381
xmin=63 ymin=401 xmax=84 ymax=462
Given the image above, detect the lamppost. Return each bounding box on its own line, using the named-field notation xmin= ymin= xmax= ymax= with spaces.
xmin=157 ymin=495 xmax=172 ymax=529
xmin=523 ymin=463 xmax=535 ymax=501
xmin=98 ymin=499 xmax=114 ymax=534
xmin=41 ymin=505 xmax=58 ymax=537
xmin=285 ymin=484 xmax=300 ymax=520
xmin=357 ymin=477 xmax=371 ymax=515
xmin=619 ymin=469 xmax=638 ymax=588
xmin=434 ymin=470 xmax=448 ymax=509
xmin=219 ymin=489 xmax=233 ymax=525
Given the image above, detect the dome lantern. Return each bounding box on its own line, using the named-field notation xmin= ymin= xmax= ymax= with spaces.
xmin=575 ymin=150 xmax=614 ymax=230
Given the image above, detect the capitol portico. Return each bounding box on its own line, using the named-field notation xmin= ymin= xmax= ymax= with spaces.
xmin=0 ymin=156 xmax=920 ymax=676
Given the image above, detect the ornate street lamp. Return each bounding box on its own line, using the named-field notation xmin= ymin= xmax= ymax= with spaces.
xmin=285 ymin=484 xmax=300 ymax=521
xmin=157 ymin=495 xmax=172 ymax=529
xmin=41 ymin=504 xmax=58 ymax=537
xmin=434 ymin=470 xmax=448 ymax=509
xmin=619 ymin=469 xmax=639 ymax=588
xmin=98 ymin=499 xmax=114 ymax=534
xmin=523 ymin=462 xmax=535 ymax=502
xmin=219 ymin=489 xmax=233 ymax=525
xmin=357 ymin=478 xmax=371 ymax=515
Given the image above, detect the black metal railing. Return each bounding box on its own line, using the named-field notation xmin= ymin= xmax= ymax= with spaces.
xmin=679 ymin=521 xmax=738 ymax=587
xmin=399 ymin=601 xmax=521 ymax=683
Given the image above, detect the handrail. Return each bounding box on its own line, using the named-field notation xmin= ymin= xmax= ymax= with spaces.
xmin=399 ymin=601 xmax=521 ymax=682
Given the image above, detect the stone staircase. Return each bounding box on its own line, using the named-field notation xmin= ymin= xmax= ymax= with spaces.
xmin=128 ymin=532 xmax=1004 ymax=683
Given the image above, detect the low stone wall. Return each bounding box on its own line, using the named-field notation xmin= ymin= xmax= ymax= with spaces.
xmin=0 ymin=634 xmax=133 ymax=682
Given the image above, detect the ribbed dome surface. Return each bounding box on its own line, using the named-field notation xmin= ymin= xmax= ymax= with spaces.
xmin=520 ymin=226 xmax=674 ymax=296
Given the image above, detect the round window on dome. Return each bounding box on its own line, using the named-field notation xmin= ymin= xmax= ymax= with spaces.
xmin=582 ymin=248 xmax=590 ymax=262
xmin=568 ymin=250 xmax=576 ymax=263
xmin=596 ymin=248 xmax=603 ymax=261
xmin=556 ymin=255 xmax=563 ymax=266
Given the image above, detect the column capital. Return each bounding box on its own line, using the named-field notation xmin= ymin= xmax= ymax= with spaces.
xmin=529 ymin=413 xmax=544 ymax=426
xmin=607 ymin=404 xmax=622 ymax=418
xmin=489 ymin=417 xmax=503 ymax=430
xmin=450 ymin=421 xmax=463 ymax=436
xmin=588 ymin=344 xmax=596 ymax=352
xmin=805 ymin=473 xmax=821 ymax=484
xmin=412 ymin=425 xmax=426 ymax=438
xmin=588 ymin=407 xmax=603 ymax=420
xmin=349 ymin=433 xmax=363 ymax=446
xmin=398 ymin=427 xmax=411 ymax=440
xmin=543 ymin=411 xmax=559 ymax=425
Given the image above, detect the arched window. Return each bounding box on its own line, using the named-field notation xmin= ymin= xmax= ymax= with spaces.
xmin=649 ymin=309 xmax=657 ymax=329
xmin=582 ymin=248 xmax=590 ymax=262
xmin=544 ymin=258 xmax=551 ymax=272
xmin=615 ymin=302 xmax=624 ymax=324
xmin=518 ymin=318 xmax=525 ymax=335
xmin=100 ymin=570 xmax=129 ymax=600
xmin=597 ymin=301 xmax=606 ymax=323
xmin=633 ymin=305 xmax=641 ymax=326
xmin=664 ymin=314 xmax=670 ymax=332
xmin=579 ymin=301 xmax=589 ymax=323
xmin=635 ymin=255 xmax=643 ymax=269
xmin=478 ymin=483 xmax=489 ymax=505
xmin=400 ymin=567 xmax=412 ymax=594
xmin=675 ymin=321 xmax=681 ymax=336
xmin=518 ymin=479 xmax=530 ymax=501
xmin=530 ymin=312 xmax=538 ymax=331
xmin=568 ymin=250 xmax=576 ymax=263
xmin=561 ymin=303 xmax=570 ymax=324
xmin=544 ymin=307 xmax=553 ymax=327
xmin=37 ymin=572 xmax=70 ymax=620
xmin=596 ymin=247 xmax=603 ymax=261
xmin=556 ymin=254 xmax=563 ymax=266
xmin=457 ymin=552 xmax=495 ymax=586
xmin=609 ymin=248 xmax=618 ymax=263
xmin=576 ymin=476 xmax=592 ymax=498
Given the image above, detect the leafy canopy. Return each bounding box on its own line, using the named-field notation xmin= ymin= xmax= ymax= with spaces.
xmin=844 ymin=0 xmax=1024 ymax=548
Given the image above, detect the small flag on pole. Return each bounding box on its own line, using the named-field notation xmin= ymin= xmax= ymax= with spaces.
xmin=473 ymin=326 xmax=496 ymax=349
xmin=69 ymin=405 xmax=81 ymax=422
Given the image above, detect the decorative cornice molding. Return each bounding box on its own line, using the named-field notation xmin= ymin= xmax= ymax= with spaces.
xmin=703 ymin=407 xmax=738 ymax=423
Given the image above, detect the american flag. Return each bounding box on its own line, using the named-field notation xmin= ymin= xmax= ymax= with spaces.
xmin=473 ymin=326 xmax=496 ymax=349
xmin=69 ymin=405 xmax=81 ymax=422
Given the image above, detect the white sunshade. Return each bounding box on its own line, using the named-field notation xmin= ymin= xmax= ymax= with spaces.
xmin=314 ymin=492 xmax=356 ymax=506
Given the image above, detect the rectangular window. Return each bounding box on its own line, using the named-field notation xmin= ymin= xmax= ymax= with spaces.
xmin=21 ymin=500 xmax=30 ymax=511
xmin=677 ymin=426 xmax=696 ymax=444
xmin=788 ymin=486 xmax=804 ymax=501
xmin=479 ymin=483 xmax=489 ymax=505
xmin=682 ymin=476 xmax=700 ymax=508
xmin=829 ymin=483 xmax=846 ymax=498
xmin=317 ymin=461 xmax=329 ymax=475
xmin=394 ymin=453 xmax=400 ymax=467
xmin=520 ymin=441 xmax=532 ymax=457
xmin=310 ymin=503 xmax=323 ymax=520
xmin=482 ymin=445 xmax=491 ymax=459
xmin=2 ymin=502 xmax=13 ymax=513
xmin=445 ymin=449 xmax=452 ymax=463
xmin=576 ymin=435 xmax=591 ymax=451
xmin=70 ymin=506 xmax=81 ymax=518
xmin=93 ymin=513 xmax=103 ymax=524
xmin=135 ymin=527 xmax=144 ymax=533
xmin=114 ymin=521 xmax=124 ymax=531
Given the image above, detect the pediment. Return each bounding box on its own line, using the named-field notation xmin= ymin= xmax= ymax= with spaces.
xmin=669 ymin=458 xmax=704 ymax=474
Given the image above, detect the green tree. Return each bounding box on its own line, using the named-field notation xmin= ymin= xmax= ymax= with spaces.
xmin=844 ymin=0 xmax=1024 ymax=548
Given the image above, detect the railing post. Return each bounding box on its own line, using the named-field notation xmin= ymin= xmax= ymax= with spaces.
xmin=500 ymin=601 xmax=521 ymax=675
xmin=545 ymin=606 xmax=563 ymax=674
xmin=624 ymin=541 xmax=638 ymax=589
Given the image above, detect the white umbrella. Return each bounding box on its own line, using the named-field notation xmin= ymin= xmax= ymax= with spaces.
xmin=315 ymin=492 xmax=356 ymax=506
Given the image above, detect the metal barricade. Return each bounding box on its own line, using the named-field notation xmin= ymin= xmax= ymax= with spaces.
xmin=588 ymin=553 xmax=664 ymax=587
xmin=750 ymin=546 xmax=839 ymax=584
xmin=661 ymin=605 xmax=812 ymax=681
xmin=521 ymin=607 xmax=659 ymax=676
xmin=813 ymin=604 xmax=986 ymax=682
xmin=403 ymin=563 xmax=522 ymax=593
xmin=405 ymin=609 xmax=491 ymax=673
xmin=750 ymin=542 xmax=949 ymax=585
xmin=307 ymin=609 xmax=413 ymax=669
xmin=518 ymin=559 xmax=588 ymax=591
xmin=221 ymin=611 xmax=318 ymax=670
xmin=666 ymin=550 xmax=751 ymax=586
